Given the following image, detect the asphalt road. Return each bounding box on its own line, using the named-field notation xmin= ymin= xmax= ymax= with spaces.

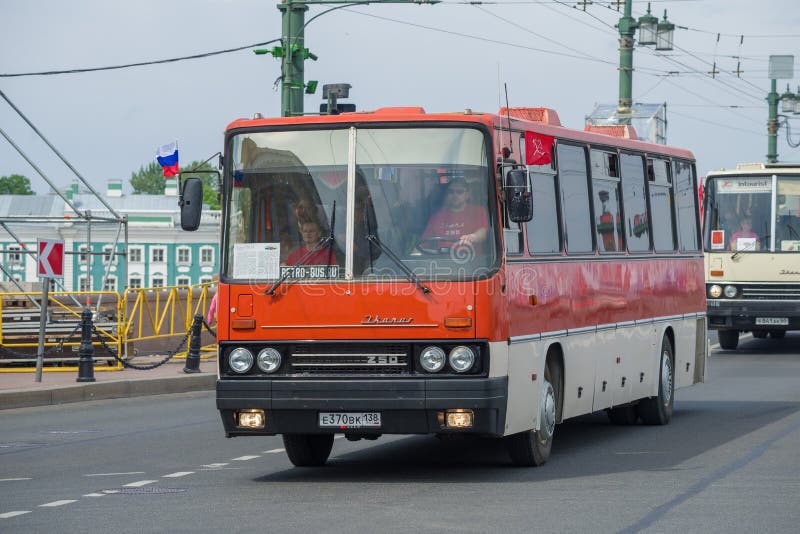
xmin=2 ymin=333 xmax=799 ymax=533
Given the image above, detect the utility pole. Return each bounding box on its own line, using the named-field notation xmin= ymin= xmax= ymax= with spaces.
xmin=766 ymin=55 xmax=797 ymax=163
xmin=260 ymin=0 xmax=439 ymax=118
xmin=615 ymin=1 xmax=673 ymax=124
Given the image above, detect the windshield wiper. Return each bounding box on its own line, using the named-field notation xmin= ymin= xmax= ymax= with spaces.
xmin=364 ymin=234 xmax=431 ymax=294
xmin=266 ymin=201 xmax=337 ymax=296
xmin=731 ymin=240 xmax=756 ymax=261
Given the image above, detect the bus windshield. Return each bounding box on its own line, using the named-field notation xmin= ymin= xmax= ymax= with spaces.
xmin=223 ymin=126 xmax=498 ymax=282
xmin=704 ymin=174 xmax=800 ymax=253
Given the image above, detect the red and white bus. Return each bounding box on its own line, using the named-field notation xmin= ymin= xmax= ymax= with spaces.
xmin=181 ymin=105 xmax=707 ymax=467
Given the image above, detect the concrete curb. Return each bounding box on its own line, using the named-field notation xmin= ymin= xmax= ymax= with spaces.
xmin=0 ymin=374 xmax=216 ymax=410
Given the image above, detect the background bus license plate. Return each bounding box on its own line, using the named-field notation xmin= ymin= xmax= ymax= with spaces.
xmin=755 ymin=317 xmax=788 ymax=325
xmin=319 ymin=412 xmax=381 ymax=428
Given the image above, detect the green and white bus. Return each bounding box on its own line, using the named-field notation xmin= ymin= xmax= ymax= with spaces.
xmin=703 ymin=163 xmax=800 ymax=350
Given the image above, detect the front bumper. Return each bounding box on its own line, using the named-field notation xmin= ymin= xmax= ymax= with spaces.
xmin=217 ymin=377 xmax=508 ymax=437
xmin=707 ymin=299 xmax=800 ymax=330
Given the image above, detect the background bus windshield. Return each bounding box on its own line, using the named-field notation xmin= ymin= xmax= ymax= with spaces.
xmin=705 ymin=175 xmax=800 ymax=253
xmin=224 ymin=127 xmax=497 ymax=282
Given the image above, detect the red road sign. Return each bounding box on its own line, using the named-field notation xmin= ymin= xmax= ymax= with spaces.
xmin=37 ymin=239 xmax=64 ymax=278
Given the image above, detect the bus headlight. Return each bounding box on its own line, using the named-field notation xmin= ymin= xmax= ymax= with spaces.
xmin=257 ymin=348 xmax=282 ymax=373
xmin=449 ymin=346 xmax=476 ymax=373
xmin=228 ymin=347 xmax=254 ymax=374
xmin=420 ymin=346 xmax=446 ymax=372
xmin=708 ymin=285 xmax=722 ymax=298
xmin=723 ymin=285 xmax=738 ymax=298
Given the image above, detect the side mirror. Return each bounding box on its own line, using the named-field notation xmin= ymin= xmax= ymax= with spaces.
xmin=180 ymin=177 xmax=203 ymax=231
xmin=505 ymin=169 xmax=533 ymax=223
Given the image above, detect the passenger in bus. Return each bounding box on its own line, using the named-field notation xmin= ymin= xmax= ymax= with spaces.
xmin=206 ymin=274 xmax=219 ymax=328
xmin=285 ymin=218 xmax=338 ymax=266
xmin=417 ymin=177 xmax=488 ymax=252
xmin=730 ymin=216 xmax=760 ymax=251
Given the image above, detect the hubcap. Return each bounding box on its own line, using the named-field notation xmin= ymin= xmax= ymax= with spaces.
xmin=540 ymin=380 xmax=556 ymax=439
xmin=661 ymin=351 xmax=673 ymax=406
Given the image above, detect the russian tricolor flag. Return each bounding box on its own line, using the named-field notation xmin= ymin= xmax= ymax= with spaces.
xmin=156 ymin=141 xmax=180 ymax=178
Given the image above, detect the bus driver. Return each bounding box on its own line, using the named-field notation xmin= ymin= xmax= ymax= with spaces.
xmin=417 ymin=177 xmax=488 ymax=253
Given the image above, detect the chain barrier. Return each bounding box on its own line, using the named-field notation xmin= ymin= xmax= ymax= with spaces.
xmin=92 ymin=325 xmax=191 ymax=371
xmin=0 ymin=320 xmax=83 ymax=360
xmin=201 ymin=317 xmax=217 ymax=338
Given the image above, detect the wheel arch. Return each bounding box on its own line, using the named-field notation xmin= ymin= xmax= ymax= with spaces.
xmin=544 ymin=342 xmax=564 ymax=423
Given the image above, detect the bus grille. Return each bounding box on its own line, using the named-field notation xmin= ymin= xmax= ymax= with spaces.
xmin=290 ymin=343 xmax=410 ymax=375
xmin=740 ymin=284 xmax=800 ymax=300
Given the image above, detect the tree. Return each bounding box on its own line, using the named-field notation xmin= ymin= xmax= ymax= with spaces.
xmin=0 ymin=174 xmax=35 ymax=195
xmin=130 ymin=160 xmax=220 ymax=210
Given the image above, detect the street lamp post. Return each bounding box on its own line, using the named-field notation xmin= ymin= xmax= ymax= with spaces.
xmin=766 ymin=55 xmax=797 ymax=163
xmin=616 ymin=1 xmax=674 ymax=124
xmin=265 ymin=0 xmax=439 ymax=118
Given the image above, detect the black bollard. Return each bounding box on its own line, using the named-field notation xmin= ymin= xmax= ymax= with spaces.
xmin=183 ymin=313 xmax=203 ymax=374
xmin=76 ymin=308 xmax=96 ymax=383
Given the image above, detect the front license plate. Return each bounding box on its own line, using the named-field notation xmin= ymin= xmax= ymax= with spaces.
xmin=755 ymin=317 xmax=788 ymax=325
xmin=319 ymin=412 xmax=381 ymax=428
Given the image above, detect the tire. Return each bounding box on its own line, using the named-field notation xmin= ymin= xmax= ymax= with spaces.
xmin=718 ymin=330 xmax=739 ymax=350
xmin=607 ymin=404 xmax=639 ymax=425
xmin=770 ymin=330 xmax=786 ymax=339
xmin=505 ymin=360 xmax=558 ymax=466
xmin=638 ymin=337 xmax=674 ymax=425
xmin=282 ymin=434 xmax=334 ymax=467
xmin=752 ymin=330 xmax=768 ymax=339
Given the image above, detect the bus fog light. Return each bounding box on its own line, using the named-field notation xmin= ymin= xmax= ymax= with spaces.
xmin=446 ymin=409 xmax=474 ymax=428
xmin=420 ymin=346 xmax=445 ymax=372
xmin=229 ymin=347 xmax=254 ymax=374
xmin=257 ymin=348 xmax=282 ymax=373
xmin=723 ymin=285 xmax=737 ymax=298
xmin=449 ymin=346 xmax=476 ymax=372
xmin=237 ymin=409 xmax=265 ymax=429
xmin=708 ymin=285 xmax=722 ymax=298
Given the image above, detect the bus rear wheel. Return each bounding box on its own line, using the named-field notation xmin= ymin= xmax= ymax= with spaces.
xmin=282 ymin=434 xmax=334 ymax=467
xmin=718 ymin=330 xmax=739 ymax=350
xmin=637 ymin=337 xmax=674 ymax=425
xmin=505 ymin=361 xmax=558 ymax=466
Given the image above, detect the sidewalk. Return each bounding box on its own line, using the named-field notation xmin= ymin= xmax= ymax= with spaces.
xmin=0 ymin=356 xmax=217 ymax=410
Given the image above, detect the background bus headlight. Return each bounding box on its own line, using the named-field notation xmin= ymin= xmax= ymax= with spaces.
xmin=257 ymin=348 xmax=281 ymax=373
xmin=420 ymin=346 xmax=445 ymax=372
xmin=708 ymin=285 xmax=722 ymax=298
xmin=723 ymin=285 xmax=738 ymax=298
xmin=229 ymin=347 xmax=254 ymax=374
xmin=449 ymin=346 xmax=476 ymax=373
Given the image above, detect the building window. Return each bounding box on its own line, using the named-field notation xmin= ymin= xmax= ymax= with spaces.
xmin=103 ymin=276 xmax=116 ymax=292
xmin=103 ymin=245 xmax=118 ymax=264
xmin=177 ymin=247 xmax=191 ymax=264
xmin=151 ymin=247 xmax=165 ymax=263
xmin=78 ymin=276 xmax=91 ymax=292
xmin=78 ymin=245 xmax=89 ymax=264
xmin=152 ymin=276 xmax=164 ymax=288
xmin=176 ymin=276 xmax=191 ymax=286
xmin=128 ymin=247 xmax=142 ymax=263
xmin=199 ymin=276 xmax=212 ymax=284
xmin=8 ymin=245 xmax=22 ymax=264
xmin=129 ymin=277 xmax=142 ymax=289
xmin=200 ymin=247 xmax=214 ymax=265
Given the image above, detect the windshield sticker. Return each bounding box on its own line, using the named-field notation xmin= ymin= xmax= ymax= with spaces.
xmin=280 ymin=265 xmax=340 ymax=279
xmin=233 ymin=243 xmax=280 ymax=279
xmin=780 ymin=240 xmax=800 ymax=252
xmin=710 ymin=230 xmax=725 ymax=249
xmin=735 ymin=237 xmax=757 ymax=251
xmin=716 ymin=178 xmax=771 ymax=194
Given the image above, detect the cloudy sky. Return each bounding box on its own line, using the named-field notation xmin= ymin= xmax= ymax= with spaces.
xmin=1 ymin=0 xmax=799 ymax=194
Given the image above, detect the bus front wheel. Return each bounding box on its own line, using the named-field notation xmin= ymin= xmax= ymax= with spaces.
xmin=505 ymin=361 xmax=558 ymax=466
xmin=282 ymin=434 xmax=334 ymax=467
xmin=718 ymin=330 xmax=739 ymax=350
xmin=637 ymin=337 xmax=674 ymax=425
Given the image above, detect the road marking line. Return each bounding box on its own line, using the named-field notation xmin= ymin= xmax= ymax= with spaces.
xmin=123 ymin=480 xmax=157 ymax=487
xmin=163 ymin=472 xmax=194 ymax=478
xmin=102 ymin=490 xmax=120 ymax=494
xmin=85 ymin=472 xmax=145 ymax=477
xmin=232 ymin=455 xmax=260 ymax=461
xmin=201 ymin=463 xmax=229 ymax=468
xmin=83 ymin=493 xmax=106 ymax=497
xmin=0 ymin=478 xmax=32 ymax=482
xmin=263 ymin=448 xmax=285 ymax=454
xmin=0 ymin=511 xmax=31 ymax=519
xmin=40 ymin=500 xmax=77 ymax=507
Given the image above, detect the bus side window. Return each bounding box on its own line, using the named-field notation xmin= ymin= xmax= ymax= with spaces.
xmin=620 ymin=152 xmax=651 ymax=252
xmin=556 ymin=143 xmax=593 ymax=254
xmin=648 ymin=158 xmax=676 ymax=252
xmin=674 ymin=159 xmax=700 ymax=251
xmin=526 ymin=171 xmax=561 ymax=254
